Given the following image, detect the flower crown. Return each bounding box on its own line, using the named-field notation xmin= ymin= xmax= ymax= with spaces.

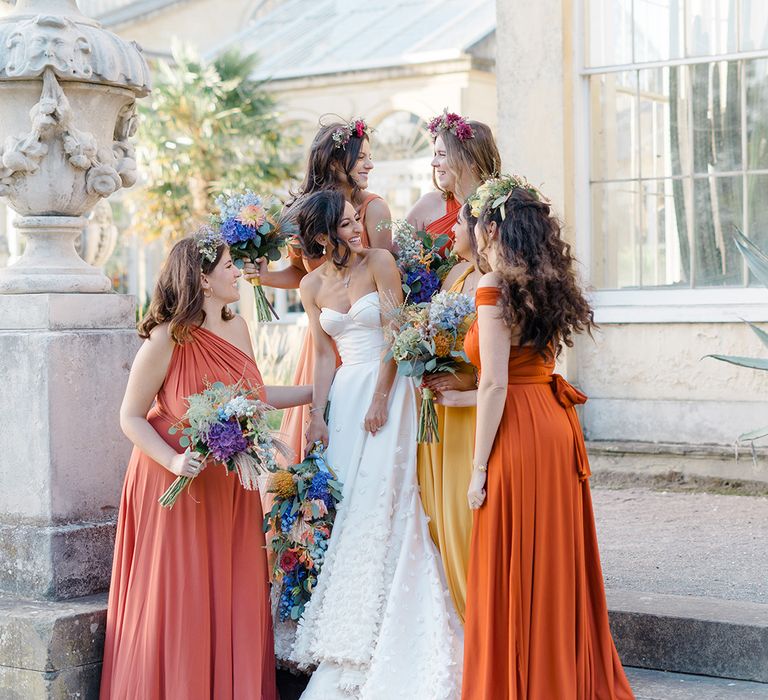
xmin=469 ymin=174 xmax=543 ymax=220
xmin=331 ymin=118 xmax=370 ymax=150
xmin=194 ymin=225 xmax=224 ymax=266
xmin=427 ymin=109 xmax=474 ymax=142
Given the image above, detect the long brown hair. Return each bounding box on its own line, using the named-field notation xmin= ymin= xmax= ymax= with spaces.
xmin=138 ymin=237 xmax=233 ymax=343
xmin=288 ymin=120 xmax=369 ymax=207
xmin=475 ymin=188 xmax=595 ymax=356
xmin=434 ymin=121 xmax=501 ymax=200
xmin=296 ymin=190 xmax=349 ymax=269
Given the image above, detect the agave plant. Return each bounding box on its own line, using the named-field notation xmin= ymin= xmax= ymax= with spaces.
xmin=707 ymin=229 xmax=768 ymax=444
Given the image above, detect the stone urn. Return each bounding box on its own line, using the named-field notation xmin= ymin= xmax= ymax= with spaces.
xmin=0 ymin=0 xmax=150 ymax=292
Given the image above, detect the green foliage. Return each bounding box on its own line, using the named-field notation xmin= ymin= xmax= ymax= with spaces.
xmin=129 ymin=43 xmax=297 ymax=244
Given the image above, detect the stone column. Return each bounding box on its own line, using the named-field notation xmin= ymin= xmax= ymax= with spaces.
xmin=0 ymin=1 xmax=150 ymax=696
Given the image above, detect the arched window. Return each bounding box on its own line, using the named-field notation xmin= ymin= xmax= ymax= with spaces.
xmin=373 ymin=111 xmax=432 ymax=161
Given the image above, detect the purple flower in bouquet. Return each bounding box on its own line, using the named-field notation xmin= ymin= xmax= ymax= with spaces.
xmin=307 ymin=471 xmax=334 ymax=510
xmin=406 ymin=268 xmax=440 ymax=303
xmin=206 ymin=418 xmax=249 ymax=462
xmin=220 ymin=217 xmax=255 ymax=245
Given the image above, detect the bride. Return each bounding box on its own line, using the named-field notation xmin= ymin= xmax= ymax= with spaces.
xmin=290 ymin=189 xmax=463 ymax=699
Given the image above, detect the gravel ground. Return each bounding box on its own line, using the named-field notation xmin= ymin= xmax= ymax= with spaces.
xmin=593 ymin=487 xmax=768 ymax=604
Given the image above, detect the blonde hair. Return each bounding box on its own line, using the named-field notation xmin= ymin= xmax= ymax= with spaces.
xmin=433 ymin=121 xmax=501 ymax=200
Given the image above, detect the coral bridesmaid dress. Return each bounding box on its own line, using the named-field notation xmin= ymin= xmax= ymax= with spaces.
xmin=426 ymin=195 xmax=461 ymax=248
xmin=278 ymin=192 xmax=382 ymax=462
xmin=416 ymin=265 xmax=476 ymax=622
xmin=100 ymin=328 xmax=278 ymax=700
xmin=461 ymin=287 xmax=634 ymax=700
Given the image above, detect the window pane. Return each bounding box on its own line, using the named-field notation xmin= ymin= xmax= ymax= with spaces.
xmin=634 ymin=0 xmax=684 ymax=62
xmin=686 ymin=0 xmax=738 ymax=57
xmin=690 ymin=60 xmax=742 ymax=174
xmin=640 ymin=179 xmax=691 ymax=286
xmin=590 ymin=72 xmax=638 ymax=181
xmin=747 ymin=174 xmax=768 ymax=281
xmin=746 ymin=58 xmax=768 ymax=170
xmin=639 ymin=67 xmax=675 ymax=179
xmin=692 ymin=175 xmax=744 ymax=286
xmin=587 ymin=0 xmax=632 ymax=67
xmin=741 ymin=0 xmax=768 ymax=51
xmin=591 ymin=181 xmax=640 ymax=288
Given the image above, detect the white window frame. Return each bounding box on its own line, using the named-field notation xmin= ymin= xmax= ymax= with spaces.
xmin=574 ymin=0 xmax=768 ymax=323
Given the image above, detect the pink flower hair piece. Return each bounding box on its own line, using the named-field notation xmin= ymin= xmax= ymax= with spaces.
xmin=427 ymin=109 xmax=475 ymax=142
xmin=331 ymin=118 xmax=371 ymax=150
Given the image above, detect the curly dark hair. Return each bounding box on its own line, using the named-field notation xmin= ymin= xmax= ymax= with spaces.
xmin=295 ymin=189 xmax=351 ymax=269
xmin=475 ymin=187 xmax=595 ymax=356
xmin=138 ymin=237 xmax=233 ymax=343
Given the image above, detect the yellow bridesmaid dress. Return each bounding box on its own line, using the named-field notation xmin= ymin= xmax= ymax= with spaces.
xmin=416 ymin=265 xmax=476 ymax=622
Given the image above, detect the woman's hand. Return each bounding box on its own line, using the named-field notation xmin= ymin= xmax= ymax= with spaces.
xmin=467 ymin=467 xmax=487 ymax=510
xmin=364 ymin=394 xmax=389 ymax=435
xmin=242 ymin=257 xmax=268 ymax=284
xmin=423 ymin=371 xmax=476 ymax=393
xmin=167 ymin=448 xmax=206 ymax=478
xmin=436 ymin=389 xmax=477 ymax=408
xmin=305 ymin=414 xmax=329 ymax=449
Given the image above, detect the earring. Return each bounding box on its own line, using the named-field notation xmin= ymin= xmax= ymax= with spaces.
xmin=203 ymin=289 xmax=212 ymax=298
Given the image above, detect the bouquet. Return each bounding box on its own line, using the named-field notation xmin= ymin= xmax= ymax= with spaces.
xmin=215 ymin=190 xmax=292 ymax=322
xmin=161 ymin=380 xmax=288 ymax=508
xmin=264 ymin=443 xmax=343 ymax=621
xmin=386 ymin=291 xmax=476 ymax=442
xmin=388 ymin=219 xmax=457 ymax=303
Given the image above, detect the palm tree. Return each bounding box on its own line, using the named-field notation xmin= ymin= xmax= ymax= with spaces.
xmin=130 ymin=44 xmax=297 ymax=243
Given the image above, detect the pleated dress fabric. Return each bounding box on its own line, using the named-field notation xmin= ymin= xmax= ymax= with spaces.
xmin=461 ymin=287 xmax=635 ymax=700
xmin=99 ymin=327 xmax=278 ymax=700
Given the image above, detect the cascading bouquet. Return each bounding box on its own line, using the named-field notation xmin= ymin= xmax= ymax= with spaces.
xmin=161 ymin=380 xmax=289 ymax=508
xmin=214 ymin=190 xmax=292 ymax=322
xmin=385 ymin=290 xmax=476 ymax=442
xmin=264 ymin=443 xmax=343 ymax=621
xmin=387 ymin=219 xmax=457 ymax=303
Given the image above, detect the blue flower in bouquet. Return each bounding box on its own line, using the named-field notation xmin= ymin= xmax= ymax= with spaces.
xmin=307 ymin=471 xmax=335 ymax=510
xmin=206 ymin=418 xmax=249 ymax=462
xmin=281 ymin=507 xmax=299 ymax=531
xmin=406 ymin=268 xmax=440 ymax=303
xmin=220 ymin=217 xmax=257 ymax=245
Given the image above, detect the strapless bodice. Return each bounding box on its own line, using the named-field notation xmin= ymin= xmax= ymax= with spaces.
xmin=319 ymin=292 xmax=386 ymax=366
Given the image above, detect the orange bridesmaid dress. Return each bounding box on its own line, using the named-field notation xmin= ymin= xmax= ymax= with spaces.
xmin=278 ymin=192 xmax=382 ymax=462
xmin=100 ymin=328 xmax=278 ymax=700
xmin=461 ymin=287 xmax=634 ymax=700
xmin=426 ymin=195 xmax=461 ymax=248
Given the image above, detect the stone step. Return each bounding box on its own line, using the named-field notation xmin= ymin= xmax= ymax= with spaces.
xmin=626 ymin=668 xmax=768 ymax=699
xmin=608 ymin=590 xmax=768 ymax=683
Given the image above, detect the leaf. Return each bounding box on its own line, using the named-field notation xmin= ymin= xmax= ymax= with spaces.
xmin=233 ymin=258 xmax=245 ymax=269
xmin=705 ymin=353 xmax=768 ymax=371
xmin=733 ymin=228 xmax=768 ymax=288
xmin=279 ymin=499 xmax=291 ymax=516
xmin=179 ymin=436 xmax=190 ymax=447
xmin=738 ymin=425 xmax=768 ymax=442
xmin=744 ymin=320 xmax=768 ymax=351
xmin=267 ymin=248 xmax=282 ymax=261
xmin=425 ymin=358 xmax=438 ymax=371
xmin=397 ymin=361 xmax=413 ymax=376
xmin=290 ymin=605 xmax=301 ymax=620
xmin=211 ymin=381 xmax=226 ymax=390
xmin=290 ymin=499 xmax=301 ymax=515
xmin=432 ymin=234 xmax=450 ymax=250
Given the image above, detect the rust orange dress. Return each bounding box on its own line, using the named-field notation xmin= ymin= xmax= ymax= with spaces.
xmin=461 ymin=287 xmax=634 ymax=700
xmin=100 ymin=327 xmax=277 ymax=700
xmin=278 ymin=192 xmax=382 ymax=462
xmin=426 ymin=195 xmax=461 ymax=249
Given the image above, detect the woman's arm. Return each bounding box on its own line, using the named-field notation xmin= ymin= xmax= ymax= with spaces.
xmin=362 ymin=250 xmax=404 ymax=435
xmin=363 ymin=198 xmax=393 ymax=251
xmin=242 ymin=256 xmax=307 ymax=290
xmin=468 ymin=277 xmax=511 ymax=509
xmin=119 ymin=327 xmax=201 ymax=477
xmin=435 ymin=388 xmax=477 ymax=407
xmin=301 ymin=276 xmax=336 ymax=448
xmin=264 ymin=385 xmax=312 ymax=409
xmin=405 ymin=191 xmax=443 ymax=230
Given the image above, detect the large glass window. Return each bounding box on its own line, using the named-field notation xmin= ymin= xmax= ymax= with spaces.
xmin=585 ymin=0 xmax=768 ymax=289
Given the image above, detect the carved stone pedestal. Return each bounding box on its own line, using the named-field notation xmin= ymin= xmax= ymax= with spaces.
xmin=0 ymin=294 xmax=139 ymax=697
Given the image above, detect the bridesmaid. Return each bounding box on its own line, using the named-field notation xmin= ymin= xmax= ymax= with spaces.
xmin=406 ymin=109 xmax=500 ymax=245
xmin=244 ymin=118 xmax=392 ymax=462
xmin=100 ymin=232 xmax=311 ymax=699
xmin=415 ymin=200 xmax=485 ymax=623
xmin=461 ymin=176 xmax=635 ymax=699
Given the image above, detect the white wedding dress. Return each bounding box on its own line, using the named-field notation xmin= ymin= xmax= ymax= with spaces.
xmin=291 ymin=291 xmax=463 ymax=700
